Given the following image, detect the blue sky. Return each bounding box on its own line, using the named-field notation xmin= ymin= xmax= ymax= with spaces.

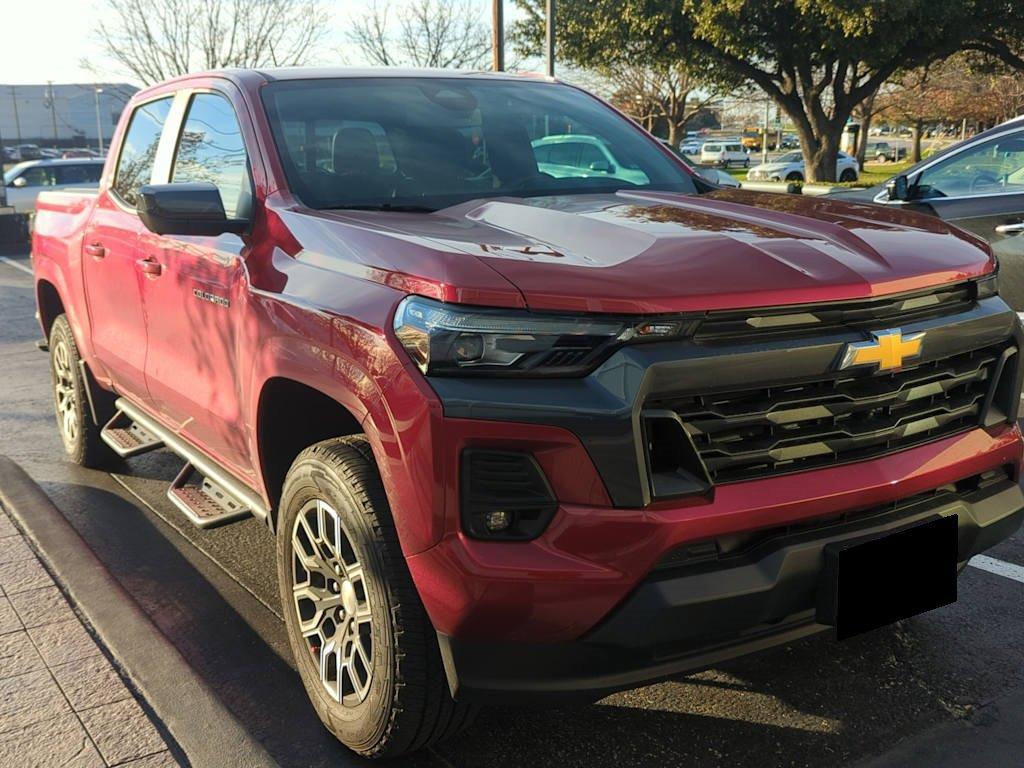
xmin=4 ymin=0 xmax=525 ymax=84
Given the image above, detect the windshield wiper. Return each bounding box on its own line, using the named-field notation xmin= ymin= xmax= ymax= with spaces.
xmin=327 ymin=203 xmax=437 ymax=213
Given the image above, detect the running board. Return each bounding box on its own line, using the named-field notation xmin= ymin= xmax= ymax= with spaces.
xmin=101 ymin=410 xmax=164 ymax=457
xmin=113 ymin=398 xmax=271 ymax=527
xmin=168 ymin=463 xmax=253 ymax=528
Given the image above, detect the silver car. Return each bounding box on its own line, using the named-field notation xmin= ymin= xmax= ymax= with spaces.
xmin=3 ymin=159 xmax=105 ymax=214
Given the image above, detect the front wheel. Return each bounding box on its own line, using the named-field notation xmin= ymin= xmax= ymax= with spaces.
xmin=277 ymin=436 xmax=475 ymax=758
xmin=839 ymin=169 xmax=858 ymax=182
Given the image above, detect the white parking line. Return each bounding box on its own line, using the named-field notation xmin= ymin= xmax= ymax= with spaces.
xmin=0 ymin=256 xmax=32 ymax=276
xmin=969 ymin=554 xmax=1024 ymax=584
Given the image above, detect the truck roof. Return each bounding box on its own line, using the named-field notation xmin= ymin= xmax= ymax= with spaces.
xmin=132 ymin=66 xmax=557 ymax=101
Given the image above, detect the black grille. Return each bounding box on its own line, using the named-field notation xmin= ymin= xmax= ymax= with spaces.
xmin=695 ymin=282 xmax=975 ymax=342
xmin=651 ymin=343 xmax=1008 ymax=484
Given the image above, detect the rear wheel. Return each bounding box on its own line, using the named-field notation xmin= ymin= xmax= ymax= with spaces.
xmin=839 ymin=168 xmax=858 ymax=182
xmin=277 ymin=436 xmax=475 ymax=759
xmin=48 ymin=315 xmax=115 ymax=467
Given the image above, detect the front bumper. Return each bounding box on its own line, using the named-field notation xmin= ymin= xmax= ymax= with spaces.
xmin=438 ymin=473 xmax=1024 ymax=702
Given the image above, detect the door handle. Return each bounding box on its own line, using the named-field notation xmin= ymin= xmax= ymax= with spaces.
xmin=995 ymin=222 xmax=1024 ymax=236
xmin=84 ymin=243 xmax=105 ymax=260
xmin=136 ymin=257 xmax=163 ymax=277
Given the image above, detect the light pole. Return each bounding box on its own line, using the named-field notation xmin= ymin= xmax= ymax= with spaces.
xmin=492 ymin=0 xmax=504 ymax=72
xmin=545 ymin=0 xmax=556 ymax=77
xmin=94 ymin=88 xmax=105 ymax=155
xmin=46 ymin=81 xmax=58 ymax=144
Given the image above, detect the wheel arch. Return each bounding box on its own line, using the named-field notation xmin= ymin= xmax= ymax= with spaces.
xmin=36 ymin=278 xmax=65 ymax=339
xmin=255 ymin=376 xmax=367 ymax=521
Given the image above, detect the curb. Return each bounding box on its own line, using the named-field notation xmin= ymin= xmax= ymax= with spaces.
xmin=0 ymin=455 xmax=278 ymax=768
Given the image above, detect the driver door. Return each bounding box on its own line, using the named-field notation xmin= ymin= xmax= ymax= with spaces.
xmin=903 ymin=129 xmax=1024 ymax=309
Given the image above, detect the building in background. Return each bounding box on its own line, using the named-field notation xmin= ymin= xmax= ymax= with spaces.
xmin=1 ymin=83 xmax=137 ymax=151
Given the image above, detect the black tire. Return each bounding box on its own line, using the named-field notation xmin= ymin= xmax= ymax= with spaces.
xmin=785 ymin=172 xmax=804 ymax=182
xmin=743 ymin=158 xmax=750 ymax=168
xmin=277 ymin=436 xmax=476 ymax=759
xmin=839 ymin=169 xmax=858 ymax=182
xmin=48 ymin=315 xmax=116 ymax=467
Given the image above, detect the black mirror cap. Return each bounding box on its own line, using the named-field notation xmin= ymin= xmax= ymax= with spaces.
xmin=136 ymin=182 xmax=248 ymax=236
xmin=886 ymin=174 xmax=911 ymax=201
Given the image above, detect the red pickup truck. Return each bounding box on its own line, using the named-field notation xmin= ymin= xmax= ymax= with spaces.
xmin=31 ymin=68 xmax=1024 ymax=758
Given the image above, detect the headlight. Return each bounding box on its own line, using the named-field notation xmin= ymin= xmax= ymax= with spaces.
xmin=393 ymin=296 xmax=695 ymax=376
xmin=974 ymin=271 xmax=999 ymax=300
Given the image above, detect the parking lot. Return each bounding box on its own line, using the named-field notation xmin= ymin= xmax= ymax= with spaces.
xmin=3 ymin=247 xmax=1024 ymax=767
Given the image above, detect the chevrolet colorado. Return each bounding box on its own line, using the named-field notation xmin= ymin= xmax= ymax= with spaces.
xmin=31 ymin=68 xmax=1024 ymax=758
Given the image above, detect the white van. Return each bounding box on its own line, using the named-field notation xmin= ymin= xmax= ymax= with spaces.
xmin=700 ymin=142 xmax=749 ymax=168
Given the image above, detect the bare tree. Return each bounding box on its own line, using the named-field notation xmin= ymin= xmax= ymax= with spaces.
xmin=606 ymin=63 xmax=726 ymax=148
xmin=348 ymin=0 xmax=491 ymax=70
xmin=92 ymin=0 xmax=328 ymax=85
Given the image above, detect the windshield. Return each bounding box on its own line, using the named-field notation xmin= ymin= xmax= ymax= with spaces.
xmin=3 ymin=165 xmax=26 ymax=185
xmin=777 ymin=151 xmax=802 ymax=163
xmin=260 ymin=77 xmax=697 ymax=212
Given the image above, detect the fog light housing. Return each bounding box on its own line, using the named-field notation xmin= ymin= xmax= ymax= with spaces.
xmin=461 ymin=450 xmax=558 ymax=540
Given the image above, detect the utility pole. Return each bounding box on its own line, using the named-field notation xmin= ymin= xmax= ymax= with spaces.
xmin=10 ymin=86 xmax=22 ymax=145
xmin=492 ymin=0 xmax=504 ymax=72
xmin=94 ymin=87 xmax=105 ymax=155
xmin=545 ymin=0 xmax=556 ymax=77
xmin=46 ymin=81 xmax=59 ymax=144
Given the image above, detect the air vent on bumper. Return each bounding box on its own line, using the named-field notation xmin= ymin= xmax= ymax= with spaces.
xmin=461 ymin=450 xmax=558 ymax=540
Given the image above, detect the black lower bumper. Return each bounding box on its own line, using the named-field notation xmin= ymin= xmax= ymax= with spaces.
xmin=439 ymin=476 xmax=1024 ymax=703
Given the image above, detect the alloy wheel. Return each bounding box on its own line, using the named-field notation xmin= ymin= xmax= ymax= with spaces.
xmin=52 ymin=338 xmax=78 ymax=448
xmin=291 ymin=498 xmax=373 ymax=705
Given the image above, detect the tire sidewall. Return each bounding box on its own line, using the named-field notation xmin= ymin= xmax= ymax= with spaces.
xmin=49 ymin=316 xmax=89 ymax=464
xmin=277 ymin=455 xmax=397 ymax=752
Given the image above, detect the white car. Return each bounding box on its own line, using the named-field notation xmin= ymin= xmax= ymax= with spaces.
xmin=746 ymin=150 xmax=860 ymax=182
xmin=3 ymin=159 xmax=105 ymax=214
xmin=700 ymin=142 xmax=749 ymax=168
xmin=680 ymin=139 xmax=704 ymax=155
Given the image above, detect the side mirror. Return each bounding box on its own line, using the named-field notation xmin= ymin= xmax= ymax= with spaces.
xmin=886 ymin=174 xmax=911 ymax=201
xmin=589 ymin=160 xmax=614 ymax=173
xmin=11 ymin=177 xmax=27 ymax=188
xmin=137 ymin=182 xmax=247 ymax=236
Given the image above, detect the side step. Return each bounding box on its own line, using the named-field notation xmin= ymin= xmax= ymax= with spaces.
xmin=113 ymin=397 xmax=271 ymax=528
xmin=168 ymin=463 xmax=253 ymax=529
xmin=101 ymin=410 xmax=164 ymax=458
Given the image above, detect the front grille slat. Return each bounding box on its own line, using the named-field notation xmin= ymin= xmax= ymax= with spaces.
xmin=649 ymin=343 xmax=1008 ymax=484
xmin=695 ymin=283 xmax=975 ymax=342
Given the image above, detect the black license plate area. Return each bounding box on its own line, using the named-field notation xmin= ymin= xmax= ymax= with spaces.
xmin=818 ymin=515 xmax=958 ymax=640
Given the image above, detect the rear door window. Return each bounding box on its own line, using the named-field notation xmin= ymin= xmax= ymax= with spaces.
xmin=15 ymin=166 xmax=58 ymax=187
xmin=56 ymin=163 xmax=102 ymax=185
xmin=113 ymin=97 xmax=174 ymax=207
xmin=171 ymin=92 xmax=252 ymax=218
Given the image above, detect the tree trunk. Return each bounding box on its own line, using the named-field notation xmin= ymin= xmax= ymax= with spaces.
xmin=667 ymin=121 xmax=680 ymax=149
xmin=911 ymin=119 xmax=924 ymax=163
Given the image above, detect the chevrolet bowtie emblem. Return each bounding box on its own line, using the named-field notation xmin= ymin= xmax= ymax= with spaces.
xmin=839 ymin=329 xmax=925 ymax=372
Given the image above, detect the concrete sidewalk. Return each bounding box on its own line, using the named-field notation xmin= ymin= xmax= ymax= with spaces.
xmin=0 ymin=503 xmax=181 ymax=768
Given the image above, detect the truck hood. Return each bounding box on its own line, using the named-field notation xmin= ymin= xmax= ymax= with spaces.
xmin=286 ymin=189 xmax=995 ymax=314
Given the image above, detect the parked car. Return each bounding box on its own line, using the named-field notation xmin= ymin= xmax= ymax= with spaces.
xmin=14 ymin=144 xmax=42 ymax=160
xmin=62 ymin=148 xmax=99 ymax=159
xmin=32 ymin=68 xmax=1024 ymax=760
xmin=532 ymin=134 xmax=650 ymax=185
xmin=680 ymin=138 xmax=704 ymax=154
xmin=866 ymin=141 xmax=906 ymax=163
xmin=833 ymin=115 xmax=1024 ymax=309
xmin=3 ymin=158 xmax=104 ymax=214
xmin=700 ymin=141 xmax=749 ymax=167
xmin=779 ymin=134 xmax=800 ymax=149
xmin=38 ymin=147 xmax=61 ymax=159
xmin=746 ymin=150 xmax=860 ymax=182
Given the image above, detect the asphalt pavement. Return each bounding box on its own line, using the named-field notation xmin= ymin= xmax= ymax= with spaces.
xmin=3 ymin=249 xmax=1024 ymax=767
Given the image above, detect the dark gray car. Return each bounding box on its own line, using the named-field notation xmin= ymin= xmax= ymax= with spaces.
xmin=835 ymin=118 xmax=1024 ymax=308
